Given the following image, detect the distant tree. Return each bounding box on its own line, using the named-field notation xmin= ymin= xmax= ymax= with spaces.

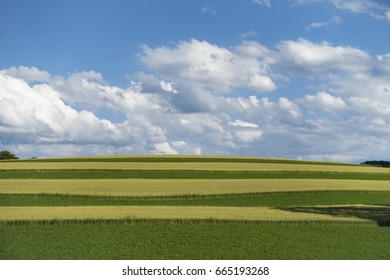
xmin=361 ymin=160 xmax=390 ymax=168
xmin=0 ymin=150 xmax=19 ymax=160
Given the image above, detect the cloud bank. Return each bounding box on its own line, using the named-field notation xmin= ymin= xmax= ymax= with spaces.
xmin=1 ymin=38 xmax=390 ymax=162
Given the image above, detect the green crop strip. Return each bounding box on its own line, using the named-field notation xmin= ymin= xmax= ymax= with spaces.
xmin=1 ymin=170 xmax=390 ymax=179
xmin=1 ymin=191 xmax=389 ymax=208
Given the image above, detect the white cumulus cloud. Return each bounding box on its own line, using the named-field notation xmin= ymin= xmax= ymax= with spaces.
xmin=0 ymin=71 xmax=120 ymax=144
xmin=275 ymin=38 xmax=372 ymax=75
xmin=4 ymin=66 xmax=51 ymax=83
xmin=140 ymin=39 xmax=276 ymax=94
xmin=154 ymin=142 xmax=179 ymax=154
xmin=302 ymin=91 xmax=347 ymax=113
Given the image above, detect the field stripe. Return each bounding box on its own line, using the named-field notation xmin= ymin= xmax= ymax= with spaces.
xmin=1 ymin=162 xmax=388 ymax=173
xmin=2 ymin=170 xmax=390 ymax=180
xmin=12 ymin=156 xmax=356 ymax=166
xmin=2 ymin=191 xmax=389 ymax=208
xmin=0 ymin=179 xmax=389 ymax=197
xmin=0 ymin=205 xmax=373 ymax=223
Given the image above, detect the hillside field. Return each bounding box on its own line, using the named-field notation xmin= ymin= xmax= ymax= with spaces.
xmin=0 ymin=155 xmax=389 ymax=259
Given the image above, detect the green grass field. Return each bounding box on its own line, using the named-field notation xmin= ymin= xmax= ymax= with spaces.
xmin=1 ymin=223 xmax=389 ymax=260
xmin=0 ymin=155 xmax=389 ymax=260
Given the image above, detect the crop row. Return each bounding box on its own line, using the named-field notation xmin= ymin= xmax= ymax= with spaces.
xmin=1 ymin=161 xmax=389 ymax=173
xmin=1 ymin=179 xmax=388 ymax=197
xmin=1 ymin=191 xmax=389 ymax=207
xmin=2 ymin=170 xmax=390 ymax=180
xmin=0 ymin=205 xmax=375 ymax=223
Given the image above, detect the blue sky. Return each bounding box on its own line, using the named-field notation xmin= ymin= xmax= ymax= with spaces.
xmin=1 ymin=0 xmax=390 ymax=162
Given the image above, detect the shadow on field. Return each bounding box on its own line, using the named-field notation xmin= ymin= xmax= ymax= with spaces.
xmin=277 ymin=205 xmax=390 ymax=227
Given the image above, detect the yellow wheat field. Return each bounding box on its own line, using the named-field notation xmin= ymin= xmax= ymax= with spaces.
xmin=21 ymin=154 xmax=344 ymax=163
xmin=0 ymin=179 xmax=388 ymax=197
xmin=0 ymin=205 xmax=371 ymax=223
xmin=1 ymin=161 xmax=389 ymax=173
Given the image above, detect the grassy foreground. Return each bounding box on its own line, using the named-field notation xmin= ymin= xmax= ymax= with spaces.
xmin=0 ymin=155 xmax=389 ymax=260
xmin=1 ymin=223 xmax=389 ymax=260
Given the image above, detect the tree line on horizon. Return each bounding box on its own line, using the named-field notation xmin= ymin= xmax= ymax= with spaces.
xmin=361 ymin=160 xmax=390 ymax=168
xmin=0 ymin=150 xmax=19 ymax=160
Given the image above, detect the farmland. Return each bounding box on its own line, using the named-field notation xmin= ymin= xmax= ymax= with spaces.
xmin=0 ymin=155 xmax=389 ymax=259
